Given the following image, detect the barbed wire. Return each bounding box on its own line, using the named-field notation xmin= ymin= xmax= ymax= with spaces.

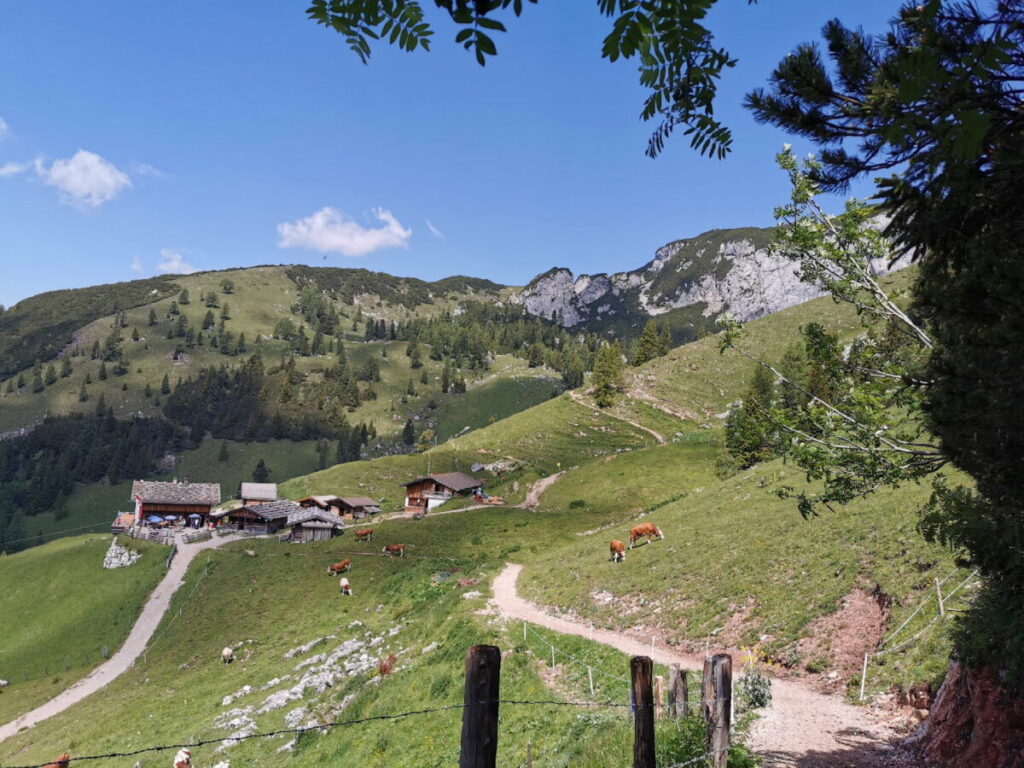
xmin=0 ymin=521 xmax=112 ymax=548
xmin=660 ymin=746 xmax=730 ymax=768
xmin=1 ymin=698 xmax=631 ymax=768
xmin=523 ymin=623 xmax=631 ymax=685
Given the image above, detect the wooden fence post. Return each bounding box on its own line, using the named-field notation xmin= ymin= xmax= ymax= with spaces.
xmin=654 ymin=675 xmax=664 ymax=719
xmin=460 ymin=645 xmax=501 ymax=768
xmin=668 ymin=665 xmax=689 ymax=717
xmin=702 ymin=654 xmax=732 ymax=768
xmin=935 ymin=576 xmax=945 ymax=618
xmin=631 ymin=656 xmax=655 ymax=768
xmin=525 ymin=741 xmax=533 ymax=768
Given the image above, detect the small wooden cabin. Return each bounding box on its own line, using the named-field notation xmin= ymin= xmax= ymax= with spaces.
xmin=132 ymin=480 xmax=221 ymax=527
xmin=336 ymin=497 xmax=382 ymax=520
xmin=287 ymin=508 xmax=345 ymax=542
xmin=239 ymin=482 xmax=278 ymax=506
xmin=212 ymin=499 xmax=301 ymax=534
xmin=401 ymin=472 xmax=483 ymax=513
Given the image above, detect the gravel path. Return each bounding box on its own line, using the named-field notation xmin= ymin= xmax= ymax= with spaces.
xmin=569 ymin=390 xmax=667 ymax=446
xmin=492 ymin=563 xmax=898 ymax=767
xmin=0 ymin=533 xmax=240 ymax=743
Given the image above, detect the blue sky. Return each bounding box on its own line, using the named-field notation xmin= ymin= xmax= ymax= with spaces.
xmin=0 ymin=1 xmax=898 ymax=307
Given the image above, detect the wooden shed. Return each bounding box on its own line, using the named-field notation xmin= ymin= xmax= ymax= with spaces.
xmin=336 ymin=497 xmax=382 ymax=520
xmin=401 ymin=472 xmax=483 ymax=513
xmin=287 ymin=508 xmax=345 ymax=543
xmin=297 ymin=495 xmax=344 ymax=516
xmin=132 ymin=479 xmax=221 ymax=527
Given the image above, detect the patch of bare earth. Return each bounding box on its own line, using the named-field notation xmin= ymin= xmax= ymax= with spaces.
xmin=796 ymin=588 xmax=889 ymax=693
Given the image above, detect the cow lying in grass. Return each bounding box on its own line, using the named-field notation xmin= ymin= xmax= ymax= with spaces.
xmin=383 ymin=543 xmax=406 ymax=558
xmin=221 ymin=647 xmax=234 ymax=664
xmin=629 ymin=522 xmax=664 ymax=549
xmin=354 ymin=528 xmax=374 ymax=542
xmin=609 ymin=540 xmax=625 ymax=562
xmin=327 ymin=559 xmax=351 ymax=575
xmin=173 ymin=748 xmax=192 ymax=767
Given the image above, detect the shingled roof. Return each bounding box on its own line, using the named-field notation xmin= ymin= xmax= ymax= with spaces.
xmin=287 ymin=508 xmax=344 ymax=528
xmin=337 ymin=497 xmax=379 ymax=509
xmin=242 ymin=499 xmax=302 ymax=521
xmin=132 ymin=480 xmax=221 ymax=506
xmin=401 ymin=472 xmax=483 ymax=492
xmin=240 ymin=482 xmax=277 ymax=501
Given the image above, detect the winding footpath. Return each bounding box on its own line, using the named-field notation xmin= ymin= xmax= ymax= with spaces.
xmin=0 ymin=534 xmax=240 ymax=743
xmin=492 ymin=563 xmax=899 ymax=768
xmin=568 ymin=390 xmax=667 ymax=446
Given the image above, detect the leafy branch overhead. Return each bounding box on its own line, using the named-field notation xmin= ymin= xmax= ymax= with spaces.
xmin=305 ymin=0 xmax=755 ymax=158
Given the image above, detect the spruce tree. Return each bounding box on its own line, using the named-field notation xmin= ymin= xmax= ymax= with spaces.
xmin=420 ymin=369 xmax=428 ymax=385
xmin=591 ymin=343 xmax=624 ymax=407
xmin=221 ymin=302 xmax=230 ymax=320
xmin=131 ymin=327 xmax=140 ymax=342
xmin=161 ymin=373 xmax=171 ymax=395
xmin=98 ymin=361 xmax=108 ymax=381
xmin=144 ymin=382 xmax=152 ymax=397
xmin=401 ymin=418 xmax=415 ymax=446
xmin=632 ymin=320 xmax=662 ymax=366
xmin=724 ymin=365 xmax=777 ymax=469
xmin=60 ymin=356 xmax=72 ymax=378
xmin=218 ymin=441 xmax=230 ymax=462
xmin=252 ymin=458 xmax=270 ymax=482
xmin=95 ymin=392 xmax=107 ymax=417
xmin=441 ymin=360 xmax=451 ymax=394
xmin=179 ymin=288 xmax=190 ymax=305
xmin=148 ymin=308 xmax=158 ymax=326
xmin=79 ymin=380 xmax=89 ymax=402
xmin=44 ymin=363 xmax=57 ymax=386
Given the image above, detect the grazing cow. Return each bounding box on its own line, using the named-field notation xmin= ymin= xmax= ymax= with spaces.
xmin=41 ymin=754 xmax=70 ymax=768
xmin=173 ymin=748 xmax=192 ymax=768
xmin=327 ymin=559 xmax=351 ymax=575
xmin=383 ymin=543 xmax=406 ymax=558
xmin=609 ymin=540 xmax=626 ymax=562
xmin=339 ymin=577 xmax=353 ymax=596
xmin=629 ymin=522 xmax=665 ymax=549
xmin=221 ymin=646 xmax=234 ymax=664
xmin=0 ymin=678 xmax=8 ymax=690
xmin=354 ymin=528 xmax=374 ymax=542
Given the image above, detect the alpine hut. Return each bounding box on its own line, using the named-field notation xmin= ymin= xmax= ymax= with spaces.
xmin=335 ymin=497 xmax=382 ymax=520
xmin=131 ymin=479 xmax=221 ymax=528
xmin=401 ymin=472 xmax=483 ymax=513
xmin=211 ymin=499 xmax=301 ymax=535
xmin=287 ymin=507 xmax=345 ymax=543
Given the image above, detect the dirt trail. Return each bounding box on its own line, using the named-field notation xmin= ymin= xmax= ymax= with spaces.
xmin=0 ymin=533 xmax=241 ymax=743
xmin=492 ymin=563 xmax=899 ymax=768
xmin=568 ymin=390 xmax=666 ymax=446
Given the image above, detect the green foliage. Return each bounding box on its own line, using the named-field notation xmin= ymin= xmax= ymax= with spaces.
xmin=306 ymin=0 xmax=746 ymax=158
xmin=252 ymin=457 xmax=270 ymax=483
xmin=591 ymin=342 xmax=624 ymax=407
xmin=724 ymin=363 xmax=776 ymax=469
xmin=402 ymin=418 xmax=415 ymax=446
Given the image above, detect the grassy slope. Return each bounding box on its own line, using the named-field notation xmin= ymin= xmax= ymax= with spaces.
xmin=0 ymin=534 xmax=166 ymax=723
xmin=0 ymin=513 xmax=722 ymax=768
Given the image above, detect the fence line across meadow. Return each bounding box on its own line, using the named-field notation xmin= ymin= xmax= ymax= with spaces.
xmin=10 ymin=645 xmax=737 ymax=768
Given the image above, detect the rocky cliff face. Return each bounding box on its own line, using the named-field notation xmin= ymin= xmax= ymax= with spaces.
xmin=515 ymin=225 xmax=906 ymax=334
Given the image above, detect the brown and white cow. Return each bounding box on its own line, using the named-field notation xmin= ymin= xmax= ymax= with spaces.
xmin=382 ymin=543 xmax=406 ymax=558
xmin=609 ymin=540 xmax=626 ymax=562
xmin=327 ymin=559 xmax=351 ymax=575
xmin=354 ymin=528 xmax=374 ymax=542
xmin=42 ymin=754 xmax=70 ymax=768
xmin=339 ymin=577 xmax=353 ymax=596
xmin=628 ymin=522 xmax=665 ymax=549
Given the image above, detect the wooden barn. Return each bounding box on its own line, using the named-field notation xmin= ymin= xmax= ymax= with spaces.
xmin=336 ymin=497 xmax=382 ymax=520
xmin=132 ymin=480 xmax=221 ymax=527
xmin=287 ymin=508 xmax=345 ymax=542
xmin=239 ymin=482 xmax=277 ymax=506
xmin=212 ymin=499 xmax=301 ymax=534
xmin=401 ymin=472 xmax=483 ymax=513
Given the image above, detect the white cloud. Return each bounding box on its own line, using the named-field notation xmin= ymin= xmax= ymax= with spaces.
xmin=131 ymin=161 xmax=167 ymax=179
xmin=277 ymin=206 xmax=412 ymax=257
xmin=0 ymin=161 xmax=27 ymax=177
xmin=426 ymin=219 xmax=444 ymax=239
xmin=0 ymin=118 xmax=10 ymax=141
xmin=157 ymin=248 xmax=197 ymax=274
xmin=130 ymin=256 xmax=144 ymax=274
xmin=35 ymin=149 xmax=132 ymax=208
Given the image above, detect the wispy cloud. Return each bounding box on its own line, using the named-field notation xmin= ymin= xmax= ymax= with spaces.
xmin=0 ymin=161 xmax=27 ymax=177
xmin=35 ymin=149 xmax=132 ymax=208
xmin=131 ymin=161 xmax=167 ymax=179
xmin=277 ymin=207 xmax=412 ymax=257
xmin=426 ymin=219 xmax=444 ymax=239
xmin=130 ymin=255 xmax=144 ymax=274
xmin=0 ymin=118 xmax=10 ymax=142
xmin=157 ymin=248 xmax=197 ymax=274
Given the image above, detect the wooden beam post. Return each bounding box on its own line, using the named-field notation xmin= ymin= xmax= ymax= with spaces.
xmin=654 ymin=675 xmax=665 ymax=719
xmin=668 ymin=665 xmax=689 ymax=718
xmin=935 ymin=576 xmax=946 ymax=618
xmin=631 ymin=656 xmax=655 ymax=768
xmin=460 ymin=645 xmax=501 ymax=768
xmin=702 ymin=654 xmax=732 ymax=768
